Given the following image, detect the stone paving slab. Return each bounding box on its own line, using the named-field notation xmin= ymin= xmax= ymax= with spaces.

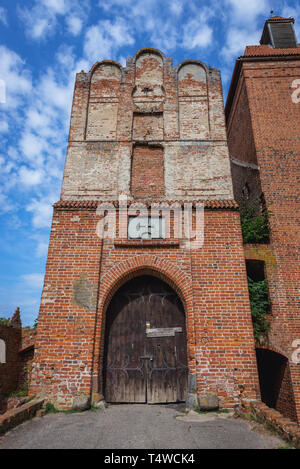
xmin=0 ymin=404 xmax=287 ymax=449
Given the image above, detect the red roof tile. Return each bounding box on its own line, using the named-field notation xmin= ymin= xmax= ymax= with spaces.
xmin=244 ymin=44 xmax=300 ymax=57
xmin=53 ymin=199 xmax=239 ymax=210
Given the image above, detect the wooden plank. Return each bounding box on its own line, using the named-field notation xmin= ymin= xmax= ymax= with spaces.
xmin=104 ymin=278 xmax=146 ymax=403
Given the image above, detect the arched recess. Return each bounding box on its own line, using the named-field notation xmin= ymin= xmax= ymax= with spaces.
xmin=103 ymin=275 xmax=188 ymax=403
xmin=178 ymin=61 xmax=207 ymax=96
xmin=86 ymin=62 xmax=122 ymax=140
xmin=256 ymin=347 xmax=298 ymax=422
xmin=90 ymin=61 xmax=122 ymax=98
xmin=134 ymin=49 xmax=164 ymax=86
xmin=177 ymin=61 xmax=209 ymax=139
xmin=0 ymin=338 xmax=6 ymax=364
xmin=92 ymin=255 xmax=195 ymax=396
xmin=132 ymin=49 xmax=165 ymax=128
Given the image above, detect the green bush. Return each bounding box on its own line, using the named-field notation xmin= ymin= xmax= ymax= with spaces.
xmin=0 ymin=317 xmax=10 ymax=326
xmin=248 ymin=276 xmax=271 ymax=343
xmin=240 ymin=200 xmax=271 ymax=243
xmin=45 ymin=402 xmax=59 ymax=414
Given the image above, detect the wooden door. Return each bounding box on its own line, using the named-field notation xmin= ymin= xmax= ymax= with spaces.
xmin=104 ymin=276 xmax=188 ymax=403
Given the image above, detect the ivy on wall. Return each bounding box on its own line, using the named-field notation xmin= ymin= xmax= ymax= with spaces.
xmin=247 ymin=276 xmax=271 ymax=343
xmin=240 ymin=200 xmax=271 ymax=244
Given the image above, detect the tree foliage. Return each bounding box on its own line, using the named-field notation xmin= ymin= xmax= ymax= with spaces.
xmin=0 ymin=317 xmax=10 ymax=326
xmin=247 ymin=276 xmax=271 ymax=343
xmin=240 ymin=200 xmax=271 ymax=244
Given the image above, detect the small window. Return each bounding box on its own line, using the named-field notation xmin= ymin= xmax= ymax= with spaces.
xmin=0 ymin=339 xmax=6 ymax=364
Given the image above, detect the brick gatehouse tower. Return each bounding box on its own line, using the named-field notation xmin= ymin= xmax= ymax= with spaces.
xmin=30 ymin=18 xmax=299 ymax=421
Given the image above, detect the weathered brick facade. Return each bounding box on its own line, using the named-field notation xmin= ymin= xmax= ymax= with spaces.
xmin=0 ymin=309 xmax=35 ymax=413
xmin=0 ymin=324 xmax=21 ymax=399
xmin=226 ymin=17 xmax=300 ymax=423
xmin=30 ymin=48 xmax=261 ymax=411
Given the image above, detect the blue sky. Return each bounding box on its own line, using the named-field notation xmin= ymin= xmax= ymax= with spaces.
xmin=0 ymin=0 xmax=299 ymax=327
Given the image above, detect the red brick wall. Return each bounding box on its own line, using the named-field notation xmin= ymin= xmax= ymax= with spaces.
xmin=30 ymin=207 xmax=103 ymax=409
xmin=276 ymin=359 xmax=298 ymax=422
xmin=227 ymin=80 xmax=262 ymax=207
xmin=18 ymin=348 xmax=34 ymax=392
xmin=30 ymin=205 xmax=259 ymax=409
xmin=0 ymin=325 xmax=21 ymax=398
xmin=131 ymin=145 xmax=165 ymax=198
xmin=227 ymin=54 xmax=300 ymax=423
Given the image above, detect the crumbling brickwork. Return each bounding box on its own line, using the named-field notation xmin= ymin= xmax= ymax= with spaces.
xmin=30 ymin=48 xmax=260 ymax=410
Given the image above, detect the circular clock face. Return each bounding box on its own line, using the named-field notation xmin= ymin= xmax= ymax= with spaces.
xmin=128 ymin=216 xmax=165 ymax=240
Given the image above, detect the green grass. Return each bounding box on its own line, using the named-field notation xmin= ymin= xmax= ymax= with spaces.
xmin=44 ymin=401 xmax=100 ymax=414
xmin=45 ymin=402 xmax=60 ymax=414
xmin=276 ymin=442 xmax=295 ymax=450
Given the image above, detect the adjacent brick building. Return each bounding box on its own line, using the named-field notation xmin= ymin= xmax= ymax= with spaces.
xmin=30 ymin=18 xmax=299 ymax=422
xmin=226 ymin=16 xmax=300 ymax=423
xmin=0 ymin=309 xmax=35 ymax=413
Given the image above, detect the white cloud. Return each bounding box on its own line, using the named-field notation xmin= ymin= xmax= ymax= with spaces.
xmin=221 ymin=27 xmax=261 ymax=62
xmin=220 ymin=0 xmax=271 ymax=65
xmin=118 ymin=56 xmax=127 ymax=67
xmin=36 ymin=240 xmax=49 ymax=257
xmin=0 ymin=7 xmax=8 ymax=26
xmin=0 ymin=41 xmax=84 ymax=235
xmin=26 ymin=198 xmax=55 ymax=228
xmin=19 ymin=132 xmax=45 ymax=162
xmin=38 ymin=70 xmax=74 ymax=111
xmin=18 ymin=0 xmax=90 ymax=40
xmin=281 ymin=4 xmax=300 ymax=40
xmin=182 ymin=20 xmax=213 ymax=49
xmin=84 ymin=18 xmax=134 ymax=62
xmin=94 ymin=0 xmax=215 ymax=54
xmin=21 ymin=273 xmax=45 ymax=289
xmin=66 ymin=15 xmax=83 ymax=35
xmin=0 ymin=46 xmax=32 ymax=110
xmin=19 ymin=167 xmax=44 ymax=187
xmin=0 ymin=120 xmax=8 ymax=133
xmin=0 ymin=191 xmax=14 ymax=212
xmin=225 ymin=0 xmax=270 ymax=25
xmin=169 ymin=0 xmax=183 ymax=16
xmin=42 ymin=0 xmax=68 ymax=15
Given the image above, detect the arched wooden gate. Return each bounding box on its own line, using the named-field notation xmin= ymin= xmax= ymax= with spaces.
xmin=103 ymin=275 xmax=188 ymax=403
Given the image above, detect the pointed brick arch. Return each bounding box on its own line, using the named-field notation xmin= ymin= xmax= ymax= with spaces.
xmin=92 ymin=255 xmax=195 ymax=395
xmin=99 ymin=255 xmax=193 ymax=315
